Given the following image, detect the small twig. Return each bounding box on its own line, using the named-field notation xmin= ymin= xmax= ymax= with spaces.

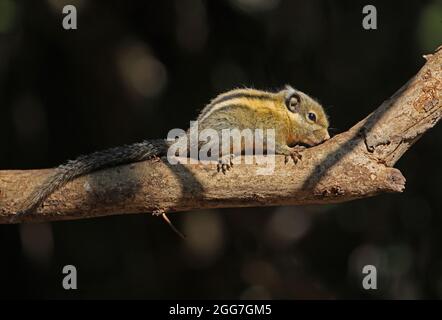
xmin=162 ymin=213 xmax=186 ymax=239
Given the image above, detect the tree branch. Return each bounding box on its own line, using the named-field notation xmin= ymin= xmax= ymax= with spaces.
xmin=1 ymin=47 xmax=441 ymax=224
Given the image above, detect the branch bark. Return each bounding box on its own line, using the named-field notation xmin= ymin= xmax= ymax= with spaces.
xmin=1 ymin=47 xmax=442 ymax=224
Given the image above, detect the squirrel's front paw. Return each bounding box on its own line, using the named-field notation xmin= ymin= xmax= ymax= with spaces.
xmin=217 ymin=154 xmax=235 ymax=174
xmin=284 ymin=146 xmax=305 ymax=164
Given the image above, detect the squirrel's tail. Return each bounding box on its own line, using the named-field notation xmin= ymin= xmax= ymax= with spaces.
xmin=17 ymin=139 xmax=169 ymax=217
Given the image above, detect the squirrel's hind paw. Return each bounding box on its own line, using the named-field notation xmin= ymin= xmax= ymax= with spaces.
xmin=217 ymin=154 xmax=235 ymax=174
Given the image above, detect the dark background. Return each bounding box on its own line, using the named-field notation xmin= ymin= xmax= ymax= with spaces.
xmin=0 ymin=0 xmax=441 ymax=299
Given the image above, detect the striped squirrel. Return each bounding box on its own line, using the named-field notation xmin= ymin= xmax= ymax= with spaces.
xmin=16 ymin=85 xmax=330 ymax=219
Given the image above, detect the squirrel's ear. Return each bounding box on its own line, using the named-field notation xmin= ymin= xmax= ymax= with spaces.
xmin=285 ymin=84 xmax=295 ymax=92
xmin=284 ymin=85 xmax=297 ymax=100
xmin=284 ymin=86 xmax=301 ymax=113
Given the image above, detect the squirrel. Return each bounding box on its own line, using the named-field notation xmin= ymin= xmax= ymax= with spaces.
xmin=16 ymin=85 xmax=330 ymax=221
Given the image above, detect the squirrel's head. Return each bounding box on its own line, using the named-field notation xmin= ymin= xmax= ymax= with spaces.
xmin=283 ymin=85 xmax=330 ymax=146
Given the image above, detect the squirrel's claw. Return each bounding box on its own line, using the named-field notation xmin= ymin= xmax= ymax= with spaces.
xmin=284 ymin=146 xmax=305 ymax=164
xmin=217 ymin=154 xmax=235 ymax=174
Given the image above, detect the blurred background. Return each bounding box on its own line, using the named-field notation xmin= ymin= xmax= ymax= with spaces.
xmin=0 ymin=0 xmax=441 ymax=299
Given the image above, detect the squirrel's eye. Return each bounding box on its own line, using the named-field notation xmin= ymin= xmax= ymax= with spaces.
xmin=286 ymin=94 xmax=300 ymax=113
xmin=307 ymin=112 xmax=317 ymax=122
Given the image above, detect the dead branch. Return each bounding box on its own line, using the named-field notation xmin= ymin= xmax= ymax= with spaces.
xmin=1 ymin=46 xmax=441 ymax=224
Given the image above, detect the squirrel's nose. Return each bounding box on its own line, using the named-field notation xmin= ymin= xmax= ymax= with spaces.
xmin=324 ymin=132 xmax=330 ymax=141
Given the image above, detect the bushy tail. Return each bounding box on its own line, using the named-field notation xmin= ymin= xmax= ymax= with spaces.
xmin=18 ymin=139 xmax=168 ymax=216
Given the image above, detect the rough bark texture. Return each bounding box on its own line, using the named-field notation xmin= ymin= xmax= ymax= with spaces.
xmin=1 ymin=47 xmax=441 ymax=224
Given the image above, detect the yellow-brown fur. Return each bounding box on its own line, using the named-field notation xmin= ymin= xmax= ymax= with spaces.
xmin=197 ymin=86 xmax=330 ymax=161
